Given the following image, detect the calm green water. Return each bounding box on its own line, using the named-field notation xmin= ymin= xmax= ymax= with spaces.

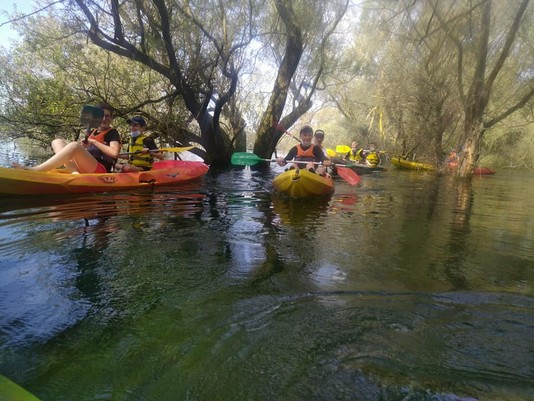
xmin=0 ymin=166 xmax=533 ymax=401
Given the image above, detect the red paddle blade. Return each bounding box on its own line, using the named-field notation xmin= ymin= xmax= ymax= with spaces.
xmin=336 ymin=166 xmax=360 ymax=185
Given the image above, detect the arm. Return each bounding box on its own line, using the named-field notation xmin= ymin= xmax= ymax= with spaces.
xmin=277 ymin=146 xmax=298 ymax=166
xmin=313 ymin=146 xmax=331 ymax=165
xmin=86 ymin=138 xmax=121 ymax=158
xmin=87 ymin=129 xmax=121 ymax=159
xmin=144 ymin=137 xmax=165 ymax=160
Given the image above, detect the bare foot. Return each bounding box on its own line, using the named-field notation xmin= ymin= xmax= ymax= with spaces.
xmin=11 ymin=162 xmax=28 ymax=170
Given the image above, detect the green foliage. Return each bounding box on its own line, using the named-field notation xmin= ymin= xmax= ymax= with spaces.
xmin=1 ymin=0 xmax=533 ymax=168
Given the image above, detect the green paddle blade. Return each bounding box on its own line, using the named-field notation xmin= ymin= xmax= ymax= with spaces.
xmin=80 ymin=105 xmax=104 ymax=129
xmin=231 ymin=152 xmax=266 ymax=166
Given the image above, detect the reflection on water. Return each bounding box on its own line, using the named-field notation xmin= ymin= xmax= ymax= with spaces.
xmin=0 ymin=168 xmax=533 ymax=400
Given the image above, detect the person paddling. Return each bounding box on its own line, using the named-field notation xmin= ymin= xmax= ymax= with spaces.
xmin=276 ymin=125 xmax=331 ymax=176
xmin=13 ymin=103 xmax=121 ymax=173
xmin=116 ymin=116 xmax=164 ymax=172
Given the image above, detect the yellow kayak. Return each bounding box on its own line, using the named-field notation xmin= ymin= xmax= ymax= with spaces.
xmin=390 ymin=156 xmax=436 ymax=171
xmin=272 ymin=169 xmax=334 ymax=198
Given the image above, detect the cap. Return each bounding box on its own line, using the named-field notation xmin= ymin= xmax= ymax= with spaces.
xmin=314 ymin=130 xmax=325 ymax=137
xmin=126 ymin=116 xmax=147 ymax=126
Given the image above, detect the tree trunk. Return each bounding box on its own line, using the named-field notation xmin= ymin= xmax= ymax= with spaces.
xmin=253 ymin=0 xmax=303 ymax=159
xmin=457 ymin=124 xmax=484 ymax=178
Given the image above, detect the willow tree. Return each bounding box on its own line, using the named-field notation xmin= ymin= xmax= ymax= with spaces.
xmin=447 ymin=0 xmax=534 ymax=178
xmin=328 ymin=0 xmax=534 ymax=173
xmin=253 ymin=0 xmax=349 ymax=159
xmin=43 ymin=0 xmax=347 ymax=164
xmin=385 ymin=0 xmax=534 ymax=177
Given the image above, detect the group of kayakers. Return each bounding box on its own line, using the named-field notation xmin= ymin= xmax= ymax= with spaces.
xmin=345 ymin=141 xmax=382 ymax=167
xmin=12 ymin=103 xmax=383 ymax=176
xmin=278 ymin=127 xmax=383 ymax=179
xmin=12 ymin=103 xmax=163 ymax=174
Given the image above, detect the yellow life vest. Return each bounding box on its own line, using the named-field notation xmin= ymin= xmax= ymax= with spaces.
xmin=128 ymin=134 xmax=154 ymax=169
xmin=366 ymin=151 xmax=380 ymax=166
xmin=349 ymin=149 xmax=364 ymax=162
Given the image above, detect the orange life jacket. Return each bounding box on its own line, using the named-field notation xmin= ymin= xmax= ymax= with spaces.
xmin=295 ymin=144 xmax=317 ymax=162
xmin=87 ymin=128 xmax=118 ymax=169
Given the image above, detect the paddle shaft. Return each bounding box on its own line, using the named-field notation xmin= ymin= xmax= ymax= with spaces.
xmin=119 ymin=146 xmax=194 ymax=156
xmin=274 ymin=123 xmax=301 ymax=143
xmin=261 ymin=158 xmax=326 ymax=166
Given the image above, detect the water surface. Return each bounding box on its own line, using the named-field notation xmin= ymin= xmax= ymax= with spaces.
xmin=0 ymin=166 xmax=533 ymax=401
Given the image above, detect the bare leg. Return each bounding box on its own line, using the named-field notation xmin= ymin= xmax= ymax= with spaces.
xmin=121 ymin=164 xmax=143 ymax=173
xmin=316 ymin=165 xmax=327 ymax=176
xmin=51 ymin=139 xmax=78 ymax=172
xmin=15 ymin=142 xmax=99 ymax=173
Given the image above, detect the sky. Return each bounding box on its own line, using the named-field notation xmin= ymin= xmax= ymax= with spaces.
xmin=0 ymin=0 xmax=36 ymax=48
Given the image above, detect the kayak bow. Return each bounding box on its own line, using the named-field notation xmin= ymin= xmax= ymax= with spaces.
xmin=272 ymin=169 xmax=335 ymax=198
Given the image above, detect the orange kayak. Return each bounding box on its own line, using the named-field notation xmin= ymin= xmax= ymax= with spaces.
xmin=0 ymin=160 xmax=209 ymax=195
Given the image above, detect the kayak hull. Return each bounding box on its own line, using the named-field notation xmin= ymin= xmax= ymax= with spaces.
xmin=448 ymin=162 xmax=496 ymax=175
xmin=391 ymin=158 xmax=496 ymax=175
xmin=272 ymin=169 xmax=334 ymax=198
xmin=473 ymin=167 xmax=496 ymax=175
xmin=334 ymin=161 xmax=386 ymax=174
xmin=391 ymin=156 xmax=436 ymax=171
xmin=0 ymin=160 xmax=209 ymax=195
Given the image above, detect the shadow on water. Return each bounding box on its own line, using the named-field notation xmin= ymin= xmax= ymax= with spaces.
xmin=0 ymin=167 xmax=533 ymax=401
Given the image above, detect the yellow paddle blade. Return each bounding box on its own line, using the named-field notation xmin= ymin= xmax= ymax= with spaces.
xmin=326 ymin=148 xmax=337 ymax=157
xmin=159 ymin=146 xmax=195 ymax=153
xmin=335 ymin=145 xmax=351 ymax=154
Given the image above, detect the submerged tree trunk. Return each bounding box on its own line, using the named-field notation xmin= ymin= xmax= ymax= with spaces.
xmin=253 ymin=0 xmax=303 ymax=159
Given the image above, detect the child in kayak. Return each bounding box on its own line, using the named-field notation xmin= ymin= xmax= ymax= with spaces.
xmin=116 ymin=116 xmax=164 ymax=172
xmin=276 ymin=125 xmax=331 ymax=176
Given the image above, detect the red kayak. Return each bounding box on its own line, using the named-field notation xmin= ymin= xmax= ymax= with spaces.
xmin=0 ymin=160 xmax=209 ymax=195
xmin=448 ymin=162 xmax=496 ymax=175
xmin=473 ymin=167 xmax=496 ymax=175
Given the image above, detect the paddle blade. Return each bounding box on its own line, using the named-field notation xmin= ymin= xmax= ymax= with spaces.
xmin=80 ymin=105 xmax=104 ymax=129
xmin=336 ymin=166 xmax=360 ymax=185
xmin=231 ymin=152 xmax=264 ymax=166
xmin=335 ymin=145 xmax=351 ymax=154
xmin=326 ymin=148 xmax=337 ymax=157
xmin=160 ymin=146 xmax=195 ymax=153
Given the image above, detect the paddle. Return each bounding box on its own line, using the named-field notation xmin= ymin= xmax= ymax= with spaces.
xmin=120 ymin=146 xmax=195 ymax=156
xmin=336 ymin=166 xmax=360 ymax=185
xmin=326 ymin=148 xmax=337 ymax=157
xmin=336 ymin=145 xmax=351 ymax=154
xmin=231 ymin=152 xmax=360 ymax=185
xmin=337 ymin=144 xmax=387 ymax=154
xmin=273 ymin=122 xmax=301 ymax=143
xmin=79 ymin=105 xmax=104 ymax=142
